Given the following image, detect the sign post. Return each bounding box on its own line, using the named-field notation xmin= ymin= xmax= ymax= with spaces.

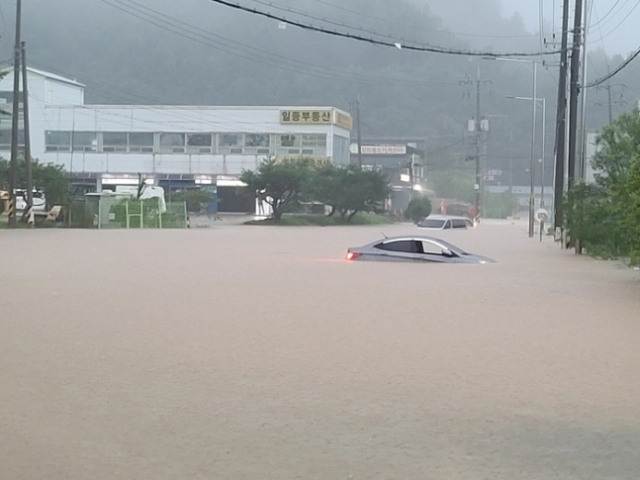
xmin=536 ymin=208 xmax=549 ymax=242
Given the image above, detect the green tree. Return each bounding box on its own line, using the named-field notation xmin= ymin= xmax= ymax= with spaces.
xmin=170 ymin=189 xmax=215 ymax=213
xmin=564 ymin=108 xmax=640 ymax=263
xmin=308 ymin=163 xmax=343 ymax=217
xmin=404 ymin=196 xmax=433 ymax=224
xmin=310 ymin=165 xmax=390 ymax=222
xmin=240 ymin=157 xmax=313 ymax=221
xmin=0 ymin=157 xmax=70 ymax=209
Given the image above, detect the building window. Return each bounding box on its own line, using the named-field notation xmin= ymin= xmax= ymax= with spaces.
xmin=333 ymin=135 xmax=350 ymax=165
xmin=45 ymin=131 xmax=71 ymax=152
xmin=159 ymin=133 xmax=185 ymax=153
xmin=0 ymin=130 xmax=22 ymax=150
xmin=276 ymin=134 xmax=301 ymax=155
xmin=129 ymin=132 xmax=154 ymax=152
xmin=187 ymin=133 xmax=213 ymax=154
xmin=72 ymin=132 xmax=97 ymax=152
xmin=219 ymin=133 xmax=243 ymax=154
xmin=101 ymin=132 xmax=128 ymax=152
xmin=245 ymin=134 xmax=270 ymax=154
xmin=300 ymin=134 xmax=326 ymax=156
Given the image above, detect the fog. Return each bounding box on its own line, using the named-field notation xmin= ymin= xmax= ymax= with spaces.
xmin=2 ymin=222 xmax=640 ymax=478
xmin=1 ymin=0 xmax=636 ymax=185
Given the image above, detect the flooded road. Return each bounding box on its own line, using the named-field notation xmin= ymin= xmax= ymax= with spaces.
xmin=2 ymin=221 xmax=640 ymax=479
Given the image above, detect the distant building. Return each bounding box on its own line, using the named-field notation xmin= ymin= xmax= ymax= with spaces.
xmin=350 ymin=138 xmax=432 ymax=211
xmin=0 ymin=67 xmax=353 ymax=212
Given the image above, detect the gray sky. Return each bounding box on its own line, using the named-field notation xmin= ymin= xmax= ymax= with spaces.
xmin=501 ymin=0 xmax=640 ymax=56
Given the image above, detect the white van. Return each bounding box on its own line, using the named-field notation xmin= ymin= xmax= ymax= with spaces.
xmin=417 ymin=214 xmax=473 ymax=230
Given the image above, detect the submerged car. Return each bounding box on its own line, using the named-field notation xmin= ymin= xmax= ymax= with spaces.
xmin=346 ymin=235 xmax=495 ymax=264
xmin=418 ymin=214 xmax=474 ymax=230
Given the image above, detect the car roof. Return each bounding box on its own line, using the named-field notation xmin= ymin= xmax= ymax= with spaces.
xmin=423 ymin=215 xmax=469 ymax=221
xmin=374 ymin=235 xmax=468 ymax=253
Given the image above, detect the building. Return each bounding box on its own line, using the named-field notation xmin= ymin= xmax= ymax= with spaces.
xmin=0 ymin=67 xmax=353 ymax=212
xmin=350 ymin=138 xmax=431 ymax=211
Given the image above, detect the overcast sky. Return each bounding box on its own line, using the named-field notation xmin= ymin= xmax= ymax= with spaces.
xmin=501 ymin=0 xmax=640 ymax=56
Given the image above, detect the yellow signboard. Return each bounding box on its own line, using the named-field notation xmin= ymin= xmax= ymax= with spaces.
xmin=280 ymin=109 xmax=353 ymax=131
xmin=334 ymin=111 xmax=353 ymax=131
xmin=280 ymin=110 xmax=332 ymax=125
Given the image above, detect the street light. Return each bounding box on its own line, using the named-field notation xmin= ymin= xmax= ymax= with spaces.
xmin=506 ymin=96 xmax=546 ymax=209
xmin=484 ymin=57 xmax=538 ymax=238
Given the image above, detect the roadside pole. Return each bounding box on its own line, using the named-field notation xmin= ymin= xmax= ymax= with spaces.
xmin=21 ymin=41 xmax=34 ymax=228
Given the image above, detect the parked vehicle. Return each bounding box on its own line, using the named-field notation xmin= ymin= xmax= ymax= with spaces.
xmin=346 ymin=235 xmax=495 ymax=263
xmin=417 ymin=214 xmax=473 ymax=230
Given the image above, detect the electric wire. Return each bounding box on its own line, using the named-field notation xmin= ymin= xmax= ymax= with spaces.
xmin=585 ymin=45 xmax=640 ymax=87
xmin=589 ymin=0 xmax=640 ymax=44
xmin=587 ymin=0 xmax=627 ymax=29
xmin=207 ymin=0 xmax=562 ymax=57
xmin=100 ymin=0 xmax=463 ymax=88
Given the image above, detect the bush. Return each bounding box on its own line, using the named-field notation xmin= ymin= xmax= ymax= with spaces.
xmin=404 ymin=196 xmax=433 ymax=224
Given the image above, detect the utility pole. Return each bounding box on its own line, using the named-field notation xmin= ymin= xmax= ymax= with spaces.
xmin=9 ymin=0 xmax=22 ymax=229
xmin=567 ymin=0 xmax=584 ymax=188
xmin=460 ymin=66 xmax=490 ymax=219
xmin=553 ymin=0 xmax=571 ymax=232
xmin=475 ymin=75 xmax=481 ymax=219
xmin=528 ymin=61 xmax=538 ymax=238
xmin=21 ymin=41 xmax=34 ymax=228
xmin=540 ymin=98 xmax=546 ymax=209
xmin=356 ymin=95 xmax=363 ymax=168
xmin=577 ymin=0 xmax=591 ymax=182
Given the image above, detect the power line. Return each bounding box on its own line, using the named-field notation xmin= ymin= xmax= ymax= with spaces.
xmin=588 ymin=0 xmax=626 ymax=28
xmin=99 ymin=0 xmax=463 ymax=88
xmin=585 ymin=45 xmax=640 ymax=87
xmin=207 ymin=0 xmax=562 ymax=57
xmin=97 ymin=0 xmax=376 ymax=87
xmin=589 ymin=0 xmax=640 ymax=44
xmin=247 ymin=0 xmax=431 ymax=46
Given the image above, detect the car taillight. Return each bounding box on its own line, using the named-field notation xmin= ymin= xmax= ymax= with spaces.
xmin=346 ymin=251 xmax=361 ymax=260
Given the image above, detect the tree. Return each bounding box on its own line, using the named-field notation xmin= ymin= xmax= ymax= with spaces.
xmin=170 ymin=189 xmax=216 ymax=213
xmin=404 ymin=196 xmax=433 ymax=224
xmin=0 ymin=157 xmax=70 ymax=209
xmin=309 ymin=164 xmax=390 ymax=221
xmin=564 ymin=108 xmax=640 ymax=263
xmin=308 ymin=163 xmax=342 ymax=217
xmin=240 ymin=157 xmax=312 ymax=221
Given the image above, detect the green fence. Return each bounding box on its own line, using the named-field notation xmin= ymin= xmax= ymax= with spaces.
xmin=67 ymin=197 xmax=188 ymax=229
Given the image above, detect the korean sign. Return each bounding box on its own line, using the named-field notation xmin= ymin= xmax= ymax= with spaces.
xmin=280 ymin=109 xmax=353 ymax=131
xmin=280 ymin=110 xmax=332 ymax=125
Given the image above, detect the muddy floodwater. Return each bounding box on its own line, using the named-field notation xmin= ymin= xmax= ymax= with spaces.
xmin=2 ymin=220 xmax=640 ymax=479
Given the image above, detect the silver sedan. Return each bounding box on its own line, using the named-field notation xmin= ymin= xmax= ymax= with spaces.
xmin=346 ymin=235 xmax=495 ymax=264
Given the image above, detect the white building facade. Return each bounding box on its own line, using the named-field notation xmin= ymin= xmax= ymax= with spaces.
xmin=0 ymin=68 xmax=352 ymax=210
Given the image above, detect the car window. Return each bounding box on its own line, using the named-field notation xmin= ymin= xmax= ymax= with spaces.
xmin=420 ymin=219 xmax=445 ymax=228
xmin=443 ymin=220 xmax=452 ymax=229
xmin=452 ymin=219 xmax=467 ymax=229
xmin=420 ymin=241 xmax=447 ymax=255
xmin=375 ymin=240 xmax=421 ymax=253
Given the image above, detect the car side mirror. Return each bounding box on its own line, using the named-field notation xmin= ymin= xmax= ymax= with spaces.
xmin=442 ymin=248 xmax=453 ymax=257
